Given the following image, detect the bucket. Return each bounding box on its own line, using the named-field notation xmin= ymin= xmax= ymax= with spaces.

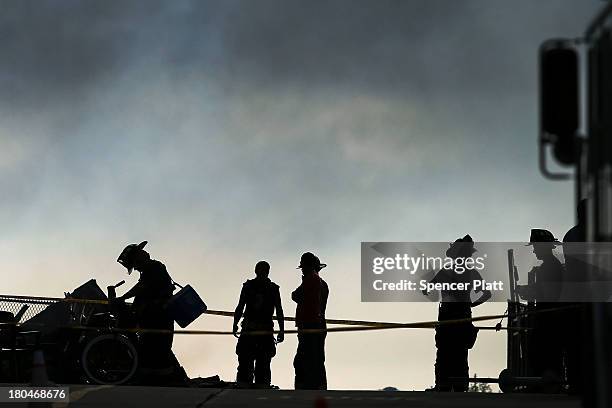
xmin=166 ymin=285 xmax=207 ymax=328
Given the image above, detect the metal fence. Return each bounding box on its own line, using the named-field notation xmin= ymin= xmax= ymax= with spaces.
xmin=0 ymin=295 xmax=55 ymax=323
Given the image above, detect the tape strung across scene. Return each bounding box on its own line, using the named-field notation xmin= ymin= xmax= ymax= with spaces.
xmin=0 ymin=293 xmax=579 ymax=336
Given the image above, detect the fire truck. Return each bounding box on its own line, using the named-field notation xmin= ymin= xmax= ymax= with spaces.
xmin=538 ymin=2 xmax=612 ymax=407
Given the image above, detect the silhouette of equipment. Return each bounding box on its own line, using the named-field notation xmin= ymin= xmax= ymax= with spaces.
xmin=449 ymin=368 xmax=564 ymax=394
xmin=0 ymin=279 xmax=184 ymax=385
xmin=80 ymin=280 xmax=139 ymax=385
xmin=166 ymin=283 xmax=207 ymax=329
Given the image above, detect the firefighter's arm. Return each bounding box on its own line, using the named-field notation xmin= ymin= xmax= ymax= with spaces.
xmin=471 ymin=289 xmax=492 ymax=307
xmin=471 ymin=270 xmax=492 ymax=307
xmin=291 ymin=284 xmax=303 ymax=303
xmin=233 ymin=286 xmax=247 ymax=338
xmin=275 ymin=288 xmax=285 ymax=343
xmin=118 ymin=281 xmax=144 ymax=301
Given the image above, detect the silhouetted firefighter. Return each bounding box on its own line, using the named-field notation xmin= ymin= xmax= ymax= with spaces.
xmin=292 ymin=252 xmax=329 ymax=390
xmin=116 ymin=241 xmax=187 ymax=385
xmin=233 ymin=261 xmax=285 ymax=387
xmin=425 ymin=235 xmax=491 ymax=392
xmin=517 ymin=229 xmax=564 ymax=386
xmin=562 ymin=200 xmax=588 ymax=394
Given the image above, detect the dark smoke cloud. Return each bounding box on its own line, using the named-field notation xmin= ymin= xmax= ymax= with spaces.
xmin=0 ymin=0 xmax=601 ymax=244
xmin=1 ymin=0 xmax=598 ymax=106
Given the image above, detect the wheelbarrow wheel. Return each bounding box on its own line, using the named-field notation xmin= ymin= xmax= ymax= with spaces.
xmin=499 ymin=369 xmax=516 ymax=393
xmin=81 ymin=334 xmax=138 ymax=385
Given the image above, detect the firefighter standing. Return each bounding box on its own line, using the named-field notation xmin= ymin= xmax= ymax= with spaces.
xmin=233 ymin=261 xmax=285 ymax=387
xmin=292 ymin=252 xmax=329 ymax=390
xmin=517 ymin=229 xmax=564 ymax=383
xmin=425 ymin=235 xmax=491 ymax=392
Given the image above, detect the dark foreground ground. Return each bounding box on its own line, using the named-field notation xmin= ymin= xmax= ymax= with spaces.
xmin=0 ymin=385 xmax=582 ymax=408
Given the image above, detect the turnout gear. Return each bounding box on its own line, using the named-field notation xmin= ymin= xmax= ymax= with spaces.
xmin=530 ymin=255 xmax=565 ymax=380
xmin=428 ymin=235 xmax=491 ymax=392
xmin=294 ymin=322 xmax=327 ymax=390
xmin=292 ymin=255 xmax=329 ymax=391
xmin=116 ymin=242 xmax=184 ymax=385
xmin=131 ymin=258 xmax=176 ymax=381
xmin=234 ymin=266 xmax=284 ymax=387
xmin=518 ymin=229 xmax=565 ymax=386
xmin=241 ymin=278 xmax=280 ymax=331
xmin=435 ymin=303 xmax=474 ymax=392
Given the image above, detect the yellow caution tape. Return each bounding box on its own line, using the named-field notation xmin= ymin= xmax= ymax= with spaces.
xmin=0 ymin=294 xmax=576 ymax=335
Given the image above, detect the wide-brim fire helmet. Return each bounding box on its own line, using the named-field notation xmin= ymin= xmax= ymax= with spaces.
xmin=446 ymin=234 xmax=477 ymax=259
xmin=117 ymin=241 xmax=149 ymax=274
xmin=297 ymin=252 xmax=327 ymax=272
xmin=525 ymin=229 xmax=560 ymax=248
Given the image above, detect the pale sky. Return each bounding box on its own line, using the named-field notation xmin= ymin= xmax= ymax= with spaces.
xmin=0 ymin=0 xmax=602 ymax=390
